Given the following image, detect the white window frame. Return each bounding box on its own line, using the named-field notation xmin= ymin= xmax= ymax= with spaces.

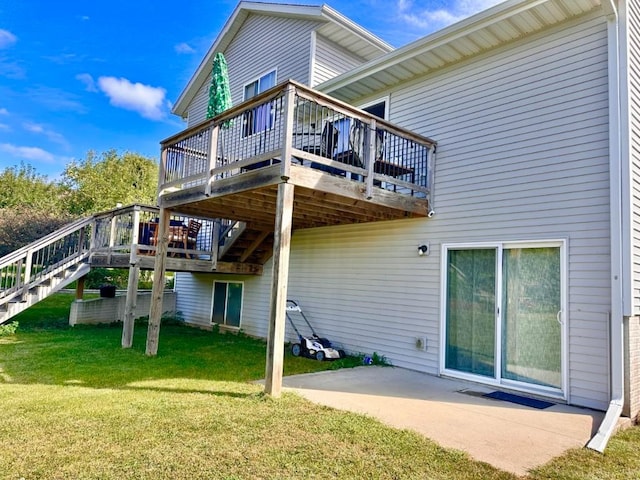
xmin=439 ymin=239 xmax=568 ymax=400
xmin=211 ymin=280 xmax=244 ymax=330
xmin=242 ymin=69 xmax=277 ymax=137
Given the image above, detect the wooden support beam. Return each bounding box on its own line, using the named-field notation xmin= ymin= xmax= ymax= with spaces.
xmin=365 ymin=118 xmax=376 ymax=199
xmin=75 ymin=275 xmax=86 ymax=300
xmin=121 ymin=264 xmax=140 ymax=349
xmin=240 ymin=230 xmax=271 ymax=263
xmin=279 ymin=85 xmax=296 ymax=180
xmin=264 ymin=182 xmax=294 ymax=397
xmin=90 ymin=253 xmax=263 ymax=275
xmin=145 ymin=208 xmax=170 ymax=356
xmin=211 ymin=221 xmax=220 ymax=270
xmin=204 ymin=123 xmax=220 ymax=197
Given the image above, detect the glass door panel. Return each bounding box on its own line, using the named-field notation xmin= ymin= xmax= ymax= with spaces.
xmin=445 ymin=249 xmax=496 ymax=377
xmin=501 ymin=247 xmax=561 ymax=389
xmin=226 ymin=283 xmax=243 ymax=327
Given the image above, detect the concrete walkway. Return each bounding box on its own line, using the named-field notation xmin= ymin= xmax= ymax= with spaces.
xmin=281 ymin=366 xmax=603 ymax=476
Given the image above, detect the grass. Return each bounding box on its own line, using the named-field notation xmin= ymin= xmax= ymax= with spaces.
xmin=0 ymin=294 xmax=638 ymax=479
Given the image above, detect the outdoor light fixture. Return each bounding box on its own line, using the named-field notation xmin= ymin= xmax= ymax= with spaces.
xmin=417 ymin=244 xmax=429 ymax=256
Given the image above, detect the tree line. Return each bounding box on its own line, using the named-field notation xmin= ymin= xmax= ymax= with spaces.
xmin=0 ymin=150 xmax=158 ymax=258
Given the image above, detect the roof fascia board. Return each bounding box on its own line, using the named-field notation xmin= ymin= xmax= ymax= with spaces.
xmin=172 ymin=1 xmax=247 ymax=117
xmin=172 ymin=1 xmax=392 ymax=118
xmin=319 ymin=0 xmax=563 ymax=95
xmin=173 ymin=2 xmax=331 ymax=117
xmin=319 ymin=4 xmax=394 ymax=53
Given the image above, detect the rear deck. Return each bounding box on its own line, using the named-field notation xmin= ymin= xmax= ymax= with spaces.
xmin=158 ymin=80 xmax=436 ymax=247
xmin=148 ymin=80 xmax=437 ymax=394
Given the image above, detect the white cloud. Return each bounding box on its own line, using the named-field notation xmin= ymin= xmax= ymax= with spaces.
xmin=22 ymin=122 xmax=69 ymax=148
xmin=0 ymin=108 xmax=8 ymax=115
xmin=398 ymin=0 xmax=505 ymax=30
xmin=0 ymin=123 xmax=10 ymax=131
xmin=0 ymin=29 xmax=17 ymax=49
xmin=76 ymin=73 xmax=98 ymax=92
xmin=175 ymin=42 xmax=195 ymax=54
xmin=22 ymin=122 xmax=43 ymax=134
xmin=0 ymin=143 xmax=55 ymax=163
xmin=45 ymin=53 xmax=82 ymax=65
xmin=0 ymin=59 xmax=25 ymax=79
xmin=27 ymin=86 xmax=87 ymax=113
xmin=97 ymin=76 xmax=168 ymax=120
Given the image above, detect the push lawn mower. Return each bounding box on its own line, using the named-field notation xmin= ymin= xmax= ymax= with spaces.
xmin=286 ymin=300 xmax=344 ymax=361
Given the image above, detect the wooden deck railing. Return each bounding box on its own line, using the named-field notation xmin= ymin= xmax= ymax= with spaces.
xmin=0 ymin=216 xmax=92 ymax=303
xmin=91 ymin=204 xmax=225 ymax=261
xmin=159 ymin=80 xmax=436 ymax=203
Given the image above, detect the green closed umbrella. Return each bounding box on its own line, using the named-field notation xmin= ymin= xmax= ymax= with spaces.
xmin=206 ymin=52 xmax=232 ymax=120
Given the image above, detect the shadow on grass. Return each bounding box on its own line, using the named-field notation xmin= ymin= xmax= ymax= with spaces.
xmin=117 ymin=384 xmax=259 ymax=398
xmin=1 ymin=294 xmax=358 ymax=395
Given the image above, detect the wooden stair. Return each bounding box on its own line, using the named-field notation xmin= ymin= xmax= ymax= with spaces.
xmin=0 ymin=216 xmax=93 ymax=325
xmin=0 ymin=205 xmax=271 ymax=325
xmin=218 ymin=224 xmax=274 ymax=265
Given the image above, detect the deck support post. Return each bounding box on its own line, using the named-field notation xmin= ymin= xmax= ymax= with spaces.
xmin=365 ymin=118 xmax=376 ymax=199
xmin=145 ymin=207 xmax=170 ymax=356
xmin=264 ymin=182 xmax=294 ymax=397
xmin=122 ymin=264 xmax=140 ymax=348
xmin=75 ymin=275 xmax=86 ymax=300
xmin=123 ymin=206 xmax=141 ymax=348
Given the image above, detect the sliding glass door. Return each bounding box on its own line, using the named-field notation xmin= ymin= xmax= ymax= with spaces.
xmin=444 ymin=242 xmax=564 ymax=393
xmin=445 ymin=248 xmax=496 ymax=377
xmin=501 ymin=247 xmax=561 ymax=389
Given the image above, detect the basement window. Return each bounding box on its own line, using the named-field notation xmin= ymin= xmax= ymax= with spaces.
xmin=211 ymin=281 xmax=243 ymax=328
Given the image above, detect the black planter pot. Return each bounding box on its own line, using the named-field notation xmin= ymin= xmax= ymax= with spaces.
xmin=99 ymin=285 xmax=117 ymax=298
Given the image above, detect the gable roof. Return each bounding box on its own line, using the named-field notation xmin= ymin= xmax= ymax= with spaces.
xmin=319 ymin=0 xmax=605 ymax=102
xmin=172 ymin=1 xmax=393 ymax=118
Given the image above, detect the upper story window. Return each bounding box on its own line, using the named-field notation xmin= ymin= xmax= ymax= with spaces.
xmin=243 ymin=70 xmax=277 ymax=136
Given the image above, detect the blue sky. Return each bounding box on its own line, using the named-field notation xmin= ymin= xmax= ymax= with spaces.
xmin=0 ymin=0 xmax=502 ymax=179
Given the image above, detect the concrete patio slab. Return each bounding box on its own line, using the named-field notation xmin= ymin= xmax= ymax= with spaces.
xmin=280 ymin=366 xmax=604 ymax=476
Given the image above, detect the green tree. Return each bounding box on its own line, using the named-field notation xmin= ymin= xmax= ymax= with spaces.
xmin=0 ymin=162 xmax=63 ymax=211
xmin=0 ymin=206 xmax=74 ymax=257
xmin=61 ymin=150 xmax=158 ymax=215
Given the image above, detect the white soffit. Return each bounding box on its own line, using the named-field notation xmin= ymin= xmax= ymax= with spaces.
xmin=319 ymin=0 xmax=603 ymax=102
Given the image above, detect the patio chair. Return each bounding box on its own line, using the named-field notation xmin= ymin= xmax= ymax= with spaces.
xmin=147 ymin=222 xmax=159 ymax=254
xmin=307 ymin=121 xmax=344 ymax=175
xmin=168 ymin=219 xmax=202 ymax=258
xmin=186 ymin=220 xmax=202 ymax=251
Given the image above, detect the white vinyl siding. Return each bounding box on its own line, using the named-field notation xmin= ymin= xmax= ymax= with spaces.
xmin=627 ymin=0 xmax=640 ymax=314
xmin=187 ymin=14 xmax=319 ymax=127
xmin=312 ymin=34 xmax=367 ymax=87
xmin=387 ymin=12 xmax=610 ymax=410
xmin=174 ymin=273 xmax=213 ymax=327
xmin=176 ymin=11 xmax=611 ymax=410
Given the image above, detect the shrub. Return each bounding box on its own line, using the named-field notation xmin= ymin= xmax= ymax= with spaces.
xmin=0 ymin=206 xmax=75 ymax=257
xmin=0 ymin=322 xmax=19 ymax=336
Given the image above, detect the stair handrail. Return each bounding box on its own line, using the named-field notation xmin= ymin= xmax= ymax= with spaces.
xmin=0 ymin=215 xmax=94 ymax=268
xmin=0 ymin=215 xmax=94 ymax=304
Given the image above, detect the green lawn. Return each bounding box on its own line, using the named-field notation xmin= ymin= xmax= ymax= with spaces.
xmin=0 ymin=294 xmax=638 ymax=479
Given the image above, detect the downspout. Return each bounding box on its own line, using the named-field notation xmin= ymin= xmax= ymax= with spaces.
xmin=587 ymin=0 xmax=625 ymax=452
